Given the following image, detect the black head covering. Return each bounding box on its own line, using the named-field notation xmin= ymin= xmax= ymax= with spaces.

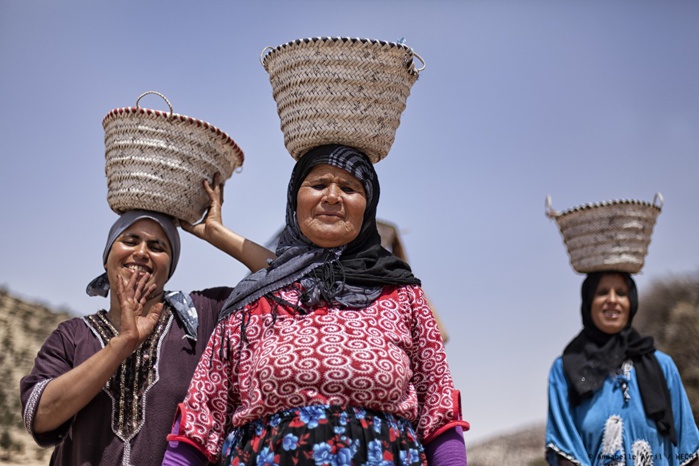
xmin=219 ymin=145 xmax=420 ymax=320
xmin=562 ymin=271 xmax=677 ymax=445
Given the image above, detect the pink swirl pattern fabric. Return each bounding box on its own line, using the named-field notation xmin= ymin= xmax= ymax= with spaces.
xmin=169 ymin=284 xmax=465 ymax=463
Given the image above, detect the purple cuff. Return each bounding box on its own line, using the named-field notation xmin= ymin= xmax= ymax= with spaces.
xmin=425 ymin=426 xmax=467 ymax=466
xmin=162 ymin=441 xmax=208 ymax=466
xmin=162 ymin=414 xmax=208 ymax=466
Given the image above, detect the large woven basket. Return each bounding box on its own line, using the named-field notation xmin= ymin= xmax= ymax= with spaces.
xmin=261 ymin=37 xmax=425 ymax=163
xmin=103 ymin=91 xmax=244 ymax=223
xmin=546 ymin=194 xmax=663 ymax=274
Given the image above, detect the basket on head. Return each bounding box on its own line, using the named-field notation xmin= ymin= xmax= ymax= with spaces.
xmin=261 ymin=37 xmax=425 ymax=164
xmin=103 ymin=91 xmax=244 ymax=224
xmin=546 ymin=194 xmax=663 ymax=274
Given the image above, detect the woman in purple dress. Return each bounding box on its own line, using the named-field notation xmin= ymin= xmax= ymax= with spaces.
xmin=20 ymin=176 xmax=274 ymax=465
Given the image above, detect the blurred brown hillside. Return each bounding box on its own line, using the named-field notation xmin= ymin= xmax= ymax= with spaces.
xmin=0 ymin=288 xmax=71 ymax=465
xmin=0 ymin=271 xmax=697 ymax=465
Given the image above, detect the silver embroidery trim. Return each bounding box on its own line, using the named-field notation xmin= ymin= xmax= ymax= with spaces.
xmin=23 ymin=378 xmax=53 ymax=437
xmin=82 ymin=313 xmax=175 ymax=466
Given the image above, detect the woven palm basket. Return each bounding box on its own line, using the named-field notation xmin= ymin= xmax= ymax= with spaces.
xmin=103 ymin=92 xmax=244 ymax=223
xmin=261 ymin=37 xmax=425 ymax=163
xmin=546 ymin=194 xmax=663 ymax=274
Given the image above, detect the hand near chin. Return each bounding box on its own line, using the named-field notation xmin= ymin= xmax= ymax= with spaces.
xmin=181 ymin=172 xmax=225 ymax=242
xmin=115 ymin=271 xmax=164 ymax=350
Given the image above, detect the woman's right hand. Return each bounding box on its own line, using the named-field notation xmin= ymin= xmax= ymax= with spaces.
xmin=114 ymin=270 xmax=163 ymax=352
xmin=33 ymin=272 xmax=163 ymax=434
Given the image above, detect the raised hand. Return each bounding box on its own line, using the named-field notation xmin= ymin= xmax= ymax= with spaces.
xmin=181 ymin=172 xmax=224 ymax=242
xmin=115 ymin=270 xmax=164 ymax=350
xmin=33 ymin=270 xmax=164 ymax=433
xmin=180 ymin=172 xmax=275 ymax=272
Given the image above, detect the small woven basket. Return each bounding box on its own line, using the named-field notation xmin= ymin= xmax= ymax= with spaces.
xmin=261 ymin=37 xmax=425 ymax=163
xmin=546 ymin=194 xmax=663 ymax=274
xmin=103 ymin=91 xmax=244 ymax=223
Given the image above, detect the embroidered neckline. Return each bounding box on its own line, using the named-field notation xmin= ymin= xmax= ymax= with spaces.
xmin=84 ymin=308 xmax=173 ymax=444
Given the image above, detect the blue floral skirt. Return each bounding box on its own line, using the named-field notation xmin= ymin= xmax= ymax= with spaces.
xmin=220 ymin=405 xmax=427 ymax=466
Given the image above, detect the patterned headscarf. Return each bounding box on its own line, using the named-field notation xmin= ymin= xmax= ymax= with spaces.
xmin=86 ymin=210 xmax=181 ymax=297
xmin=219 ymin=145 xmax=420 ymax=320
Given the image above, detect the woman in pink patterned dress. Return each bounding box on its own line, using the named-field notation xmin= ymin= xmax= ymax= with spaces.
xmin=164 ymin=144 xmax=469 ymax=466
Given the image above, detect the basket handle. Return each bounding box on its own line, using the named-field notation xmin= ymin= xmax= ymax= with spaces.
xmin=545 ymin=195 xmax=559 ymax=218
xmin=136 ymin=91 xmax=174 ymax=118
xmin=653 ymin=192 xmax=664 ymax=209
xmin=260 ymin=46 xmax=275 ymax=70
xmin=411 ymin=51 xmax=426 ymax=73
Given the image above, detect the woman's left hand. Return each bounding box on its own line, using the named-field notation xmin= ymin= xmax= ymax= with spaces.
xmin=180 ymin=172 xmax=275 ymax=273
xmin=181 ymin=172 xmax=224 ymax=242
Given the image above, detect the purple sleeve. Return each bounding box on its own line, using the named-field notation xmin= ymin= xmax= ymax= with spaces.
xmin=425 ymin=426 xmax=467 ymax=466
xmin=162 ymin=414 xmax=209 ymax=466
xmin=161 ymin=441 xmax=209 ymax=466
xmin=19 ymin=319 xmax=81 ymax=447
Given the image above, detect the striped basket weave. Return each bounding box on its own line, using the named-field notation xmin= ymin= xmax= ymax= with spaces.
xmin=261 ymin=37 xmax=425 ymax=163
xmin=103 ymin=91 xmax=244 ymax=223
xmin=546 ymin=194 xmax=663 ymax=274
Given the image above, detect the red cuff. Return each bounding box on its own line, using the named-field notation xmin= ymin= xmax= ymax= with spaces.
xmin=166 ymin=403 xmax=218 ymax=464
xmin=423 ymin=390 xmax=470 ymax=445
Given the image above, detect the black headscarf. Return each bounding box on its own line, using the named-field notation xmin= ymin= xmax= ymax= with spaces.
xmin=219 ymin=144 xmax=420 ymax=320
xmin=562 ymin=271 xmax=677 ymax=445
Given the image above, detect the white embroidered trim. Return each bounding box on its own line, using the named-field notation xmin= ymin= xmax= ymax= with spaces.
xmin=23 ymin=378 xmax=52 ymax=436
xmin=620 ymin=360 xmax=633 ymax=378
xmin=546 ymin=443 xmax=583 ymax=465
xmin=680 ymin=450 xmax=699 ymax=466
xmin=631 ymin=439 xmax=653 ymax=466
xmin=615 ymin=361 xmax=634 ymax=403
xmin=601 ymin=414 xmax=624 ymax=465
xmin=82 ymin=313 xmax=174 ymax=466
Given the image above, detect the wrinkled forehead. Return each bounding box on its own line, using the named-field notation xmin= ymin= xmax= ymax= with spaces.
xmin=303 ymin=164 xmax=365 ymax=190
xmin=287 ymin=145 xmax=379 ymax=218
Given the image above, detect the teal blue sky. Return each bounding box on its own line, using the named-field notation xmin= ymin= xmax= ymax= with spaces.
xmin=1 ymin=0 xmax=698 ymax=445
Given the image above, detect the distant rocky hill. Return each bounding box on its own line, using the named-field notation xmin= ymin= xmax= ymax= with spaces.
xmin=634 ymin=272 xmax=699 ymax=424
xmin=0 ymin=288 xmax=72 ymax=464
xmin=0 ymin=271 xmax=696 ymax=465
xmin=467 ymin=422 xmax=548 ymax=466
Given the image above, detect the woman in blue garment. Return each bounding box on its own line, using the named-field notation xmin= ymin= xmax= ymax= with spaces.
xmin=546 ymin=271 xmax=699 ymax=466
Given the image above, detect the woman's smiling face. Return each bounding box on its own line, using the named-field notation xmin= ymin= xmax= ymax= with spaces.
xmin=105 ymin=219 xmax=172 ymax=300
xmin=296 ymin=164 xmax=367 ymax=248
xmin=590 ymin=273 xmax=631 ymax=334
